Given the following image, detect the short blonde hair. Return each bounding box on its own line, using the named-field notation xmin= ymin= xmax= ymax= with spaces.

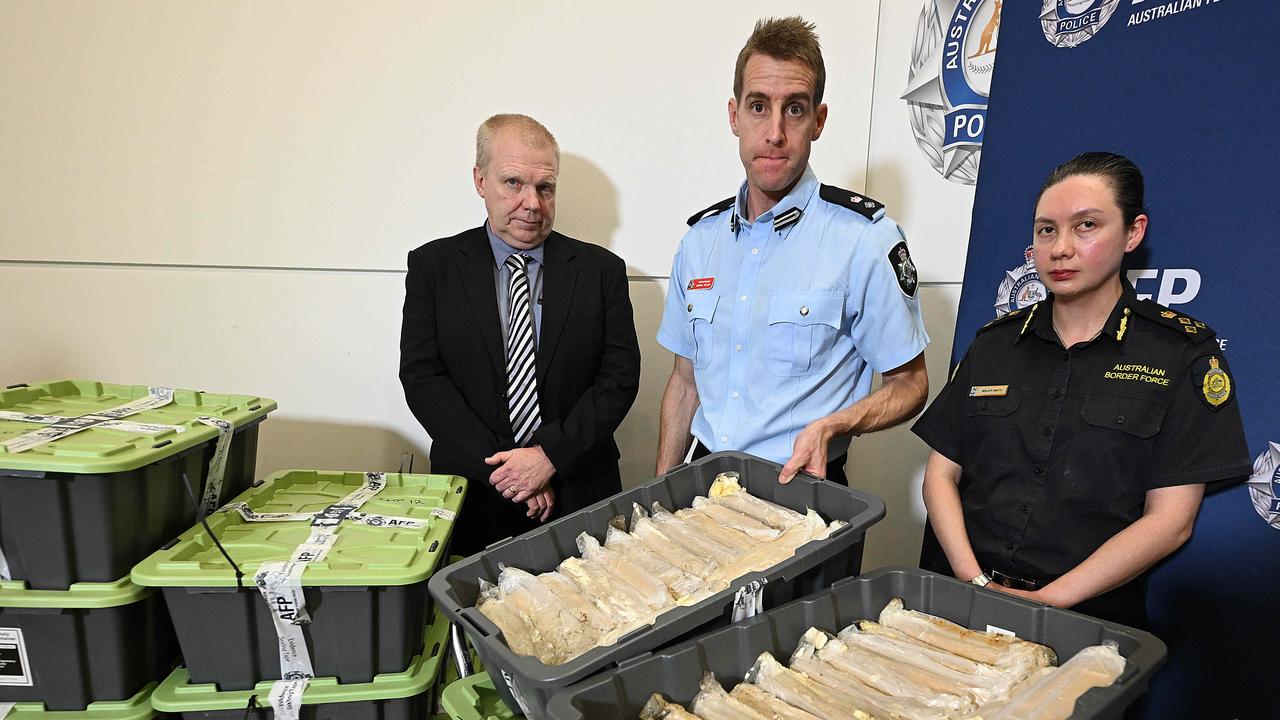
xmin=475 ymin=114 xmax=560 ymax=170
xmin=734 ymin=17 xmax=826 ymax=105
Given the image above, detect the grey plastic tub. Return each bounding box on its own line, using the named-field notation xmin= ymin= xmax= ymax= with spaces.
xmin=427 ymin=451 xmax=886 ymax=719
xmin=546 ymin=568 xmax=1167 ymax=720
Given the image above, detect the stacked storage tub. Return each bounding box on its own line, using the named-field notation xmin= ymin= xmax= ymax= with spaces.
xmin=428 ymin=451 xmax=886 ymax=719
xmin=0 ymin=380 xmax=275 ymax=713
xmin=440 ymin=673 xmax=517 ymax=720
xmin=0 ymin=683 xmax=159 ymax=720
xmin=133 ymin=469 xmax=465 ymax=718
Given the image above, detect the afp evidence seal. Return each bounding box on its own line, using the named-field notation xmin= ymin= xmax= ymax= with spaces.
xmin=902 ymin=0 xmax=1004 ymax=185
xmin=1247 ymin=443 xmax=1280 ymax=530
xmin=1040 ymin=0 xmax=1123 ymax=48
xmin=994 ymin=245 xmax=1046 ymax=317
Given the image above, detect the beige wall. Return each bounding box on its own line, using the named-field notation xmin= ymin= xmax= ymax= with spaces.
xmin=0 ymin=1 xmax=978 ymax=572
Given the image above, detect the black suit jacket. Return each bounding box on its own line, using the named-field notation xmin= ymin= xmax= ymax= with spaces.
xmin=400 ymin=226 xmax=640 ymax=554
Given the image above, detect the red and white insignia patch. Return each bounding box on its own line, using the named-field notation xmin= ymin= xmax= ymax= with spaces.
xmin=687 ymin=277 xmax=715 ymax=291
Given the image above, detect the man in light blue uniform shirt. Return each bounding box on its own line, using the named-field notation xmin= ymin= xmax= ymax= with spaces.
xmin=655 ymin=17 xmax=930 ymax=484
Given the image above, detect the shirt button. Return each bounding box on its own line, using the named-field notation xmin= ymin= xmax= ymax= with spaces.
xmin=800 ymin=306 xmax=810 ymax=316
xmin=1005 ymin=542 xmax=1015 ymax=551
xmin=1052 ymin=389 xmax=1064 ymax=398
xmin=1115 ymin=415 xmax=1126 ymax=424
xmin=687 ymin=303 xmax=693 ymax=312
xmin=731 ymin=391 xmax=740 ymax=398
xmin=720 ymin=436 xmax=728 ymax=443
xmin=1033 ymin=467 xmax=1044 ymax=476
xmin=1040 ymin=426 xmax=1052 ymax=437
xmin=751 ymin=248 xmax=759 ymax=255
xmin=740 ymin=295 xmax=748 ymax=302
xmin=1018 ymin=504 xmax=1030 ymax=513
xmin=735 ymin=344 xmax=743 ymax=352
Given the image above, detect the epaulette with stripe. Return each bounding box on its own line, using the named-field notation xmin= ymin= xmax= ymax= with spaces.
xmin=819 ymin=185 xmax=885 ymax=221
xmin=687 ymin=197 xmax=735 ymax=227
xmin=1134 ymin=301 xmax=1217 ymax=343
xmin=978 ymin=303 xmax=1037 ymax=333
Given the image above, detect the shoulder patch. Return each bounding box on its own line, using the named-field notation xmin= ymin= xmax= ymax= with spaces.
xmin=978 ymin=304 xmax=1036 ymax=333
xmin=1192 ymin=353 xmax=1234 ymax=410
xmin=888 ymin=241 xmax=918 ymax=298
xmin=1134 ymin=301 xmax=1216 ymax=344
xmin=819 ymin=184 xmax=885 ymax=221
xmin=687 ymin=197 xmax=735 ymax=227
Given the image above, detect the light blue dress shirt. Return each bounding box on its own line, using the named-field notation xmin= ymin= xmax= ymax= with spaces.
xmin=656 ymin=167 xmax=930 ymax=464
xmin=487 ymin=222 xmax=544 ymax=344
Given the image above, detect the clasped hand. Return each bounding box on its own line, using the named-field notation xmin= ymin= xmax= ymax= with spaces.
xmin=485 ymin=445 xmax=556 ymax=521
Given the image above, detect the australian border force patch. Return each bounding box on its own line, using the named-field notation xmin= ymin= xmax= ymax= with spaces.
xmin=889 ymin=241 xmax=919 ymax=298
xmin=1194 ymin=354 xmax=1233 ymax=409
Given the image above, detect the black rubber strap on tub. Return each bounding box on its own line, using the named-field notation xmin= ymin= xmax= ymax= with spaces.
xmin=181 ymin=471 xmax=246 ymax=589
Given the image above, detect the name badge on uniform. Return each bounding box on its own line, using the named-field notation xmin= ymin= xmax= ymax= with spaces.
xmin=969 ymin=385 xmax=1009 ymax=397
xmin=687 ymin=277 xmax=715 ymax=291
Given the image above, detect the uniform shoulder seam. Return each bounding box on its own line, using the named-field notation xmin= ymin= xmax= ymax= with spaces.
xmin=687 ymin=197 xmax=735 ymax=227
xmin=977 ymin=304 xmax=1036 ymax=334
xmin=818 ymin=184 xmax=885 ymax=222
xmin=1133 ymin=300 xmax=1217 ymax=344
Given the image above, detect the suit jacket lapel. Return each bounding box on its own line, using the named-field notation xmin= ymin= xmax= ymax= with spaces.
xmin=537 ymin=232 xmax=579 ymax=384
xmin=457 ymin=228 xmax=505 ymax=382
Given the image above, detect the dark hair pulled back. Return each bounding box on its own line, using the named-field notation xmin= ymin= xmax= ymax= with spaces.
xmin=1039 ymin=152 xmax=1146 ymax=225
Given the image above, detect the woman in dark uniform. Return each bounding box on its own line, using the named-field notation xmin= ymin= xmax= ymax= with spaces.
xmin=913 ymin=152 xmax=1251 ymax=627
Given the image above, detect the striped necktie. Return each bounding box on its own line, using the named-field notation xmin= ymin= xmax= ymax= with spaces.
xmin=503 ymin=253 xmax=541 ymax=446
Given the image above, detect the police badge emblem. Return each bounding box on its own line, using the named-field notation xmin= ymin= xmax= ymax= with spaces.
xmin=902 ymin=0 xmax=1003 ymax=185
xmin=994 ymin=245 xmax=1046 ymax=317
xmin=889 ymin=241 xmax=919 ymax=297
xmin=1201 ymin=356 xmax=1231 ymax=408
xmin=1247 ymin=443 xmax=1280 ymax=530
xmin=1040 ymin=0 xmax=1123 ymax=48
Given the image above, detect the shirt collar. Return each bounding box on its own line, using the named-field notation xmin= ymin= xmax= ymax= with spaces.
xmin=485 ymin=222 xmax=545 ymax=268
xmin=1019 ymin=279 xmax=1139 ymax=345
xmin=731 ymin=165 xmax=819 ymax=235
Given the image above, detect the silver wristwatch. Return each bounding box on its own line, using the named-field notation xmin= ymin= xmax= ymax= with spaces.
xmin=969 ymin=572 xmax=992 ymax=588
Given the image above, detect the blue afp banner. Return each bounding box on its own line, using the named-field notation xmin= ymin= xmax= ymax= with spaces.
xmin=953 ymin=0 xmax=1279 ymax=715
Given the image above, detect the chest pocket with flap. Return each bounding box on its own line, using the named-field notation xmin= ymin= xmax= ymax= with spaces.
xmin=765 ymin=291 xmax=844 ymax=376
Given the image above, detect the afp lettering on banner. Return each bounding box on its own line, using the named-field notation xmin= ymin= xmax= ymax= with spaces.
xmin=902 ymin=0 xmax=1004 ymax=185
xmin=1126 ymin=268 xmax=1200 ymax=306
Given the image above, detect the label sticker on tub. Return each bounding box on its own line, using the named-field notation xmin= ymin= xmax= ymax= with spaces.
xmin=0 ymin=544 xmax=10 ymax=582
xmin=196 ymin=416 xmax=234 ymax=518
xmin=0 ymin=386 xmax=175 ymax=454
xmin=267 ymin=676 xmax=311 ymax=720
xmin=731 ymin=579 xmax=769 ymax=622
xmin=986 ymin=624 xmax=1016 ymax=637
xmin=0 ymin=628 xmax=33 ymax=687
xmin=499 ymin=668 xmax=535 ymax=717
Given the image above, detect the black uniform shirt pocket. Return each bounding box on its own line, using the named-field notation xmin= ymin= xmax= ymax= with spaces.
xmin=765 ymin=291 xmax=844 ymax=376
xmin=686 ymin=291 xmax=719 ymax=370
xmin=960 ymin=387 xmax=1024 ymax=475
xmin=1068 ymin=394 xmax=1164 ymax=500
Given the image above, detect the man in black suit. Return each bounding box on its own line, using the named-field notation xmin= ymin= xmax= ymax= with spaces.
xmin=400 ymin=114 xmax=641 ymax=556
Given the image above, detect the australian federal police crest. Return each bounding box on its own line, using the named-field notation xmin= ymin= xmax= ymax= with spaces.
xmin=1247 ymin=443 xmax=1280 ymax=530
xmin=1040 ymin=0 xmax=1123 ymax=48
xmin=902 ymin=0 xmax=1004 ymax=185
xmin=994 ymin=245 xmax=1046 ymax=316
